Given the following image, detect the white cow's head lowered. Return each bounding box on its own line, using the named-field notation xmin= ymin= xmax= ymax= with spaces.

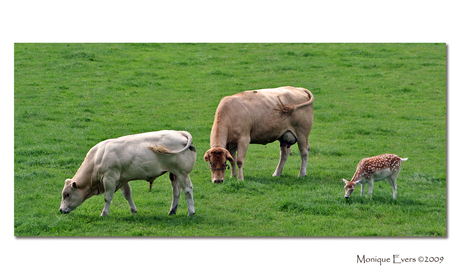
xmin=59 ymin=179 xmax=87 ymax=214
xmin=204 ymin=147 xmax=234 ymax=183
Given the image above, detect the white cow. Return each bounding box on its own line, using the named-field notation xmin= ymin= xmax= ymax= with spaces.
xmin=59 ymin=130 xmax=196 ymax=216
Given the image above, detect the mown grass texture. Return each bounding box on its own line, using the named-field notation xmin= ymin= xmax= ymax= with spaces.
xmin=14 ymin=43 xmax=446 ymax=236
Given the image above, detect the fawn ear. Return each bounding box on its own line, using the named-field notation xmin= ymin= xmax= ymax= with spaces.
xmin=354 ymin=179 xmax=361 ymax=184
xmin=342 ymin=178 xmax=348 ymax=184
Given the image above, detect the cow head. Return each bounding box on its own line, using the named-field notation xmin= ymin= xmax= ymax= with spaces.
xmin=59 ymin=179 xmax=86 ymax=214
xmin=342 ymin=178 xmax=360 ymax=198
xmin=204 ymin=147 xmax=235 ymax=183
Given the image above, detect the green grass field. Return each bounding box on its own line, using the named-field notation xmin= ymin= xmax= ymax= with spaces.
xmin=14 ymin=43 xmax=446 ymax=236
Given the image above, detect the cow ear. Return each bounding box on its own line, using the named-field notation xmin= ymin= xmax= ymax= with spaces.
xmin=226 ymin=150 xmax=235 ymax=163
xmin=204 ymin=150 xmax=210 ymax=162
xmin=71 ymin=182 xmax=78 ymax=189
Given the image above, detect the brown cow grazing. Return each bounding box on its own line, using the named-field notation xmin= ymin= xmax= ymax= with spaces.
xmin=204 ymin=86 xmax=314 ymax=183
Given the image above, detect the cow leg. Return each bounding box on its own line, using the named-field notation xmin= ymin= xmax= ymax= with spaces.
xmin=169 ymin=173 xmax=181 ymax=215
xmin=297 ymin=137 xmax=310 ymax=177
xmin=101 ymin=176 xmax=117 ymax=216
xmin=101 ymin=191 xmax=114 ymax=216
xmin=148 ymin=180 xmax=154 ymax=192
xmin=121 ymin=182 xmax=137 ymax=215
xmin=179 ymin=174 xmax=195 ymax=216
xmin=169 ymin=172 xmax=195 ymax=216
xmin=236 ymin=138 xmax=250 ymax=180
xmin=273 ymin=144 xmax=291 ymax=177
xmin=229 ymin=144 xmax=238 ymax=178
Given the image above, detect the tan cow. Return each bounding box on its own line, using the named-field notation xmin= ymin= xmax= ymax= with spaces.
xmin=204 ymin=86 xmax=314 ymax=183
xmin=59 ymin=130 xmax=196 ymax=216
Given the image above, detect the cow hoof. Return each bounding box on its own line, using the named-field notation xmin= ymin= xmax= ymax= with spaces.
xmin=169 ymin=204 xmax=178 ymax=215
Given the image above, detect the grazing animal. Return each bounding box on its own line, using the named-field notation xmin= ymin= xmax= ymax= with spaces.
xmin=204 ymin=86 xmax=314 ymax=183
xmin=343 ymin=154 xmax=408 ymax=199
xmin=59 ymin=130 xmax=196 ymax=216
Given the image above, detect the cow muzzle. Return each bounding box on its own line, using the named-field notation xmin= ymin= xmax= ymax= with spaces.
xmin=209 ymin=163 xmax=229 ymax=183
xmin=59 ymin=208 xmax=71 ymax=214
xmin=213 ymin=178 xmax=224 ymax=183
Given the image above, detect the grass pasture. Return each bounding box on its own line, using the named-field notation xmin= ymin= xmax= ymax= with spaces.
xmin=14 ymin=43 xmax=446 ymax=236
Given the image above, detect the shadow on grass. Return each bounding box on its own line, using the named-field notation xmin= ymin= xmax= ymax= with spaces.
xmin=341 ymin=194 xmax=425 ymax=206
xmin=69 ymin=209 xmax=235 ymax=227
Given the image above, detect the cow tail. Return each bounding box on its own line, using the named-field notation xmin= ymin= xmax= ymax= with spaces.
xmin=293 ymin=89 xmax=314 ymax=110
xmin=275 ymin=89 xmax=314 ymax=118
xmin=147 ymin=132 xmax=194 ymax=155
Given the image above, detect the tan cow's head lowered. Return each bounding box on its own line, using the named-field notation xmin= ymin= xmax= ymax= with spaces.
xmin=204 ymin=147 xmax=235 ymax=183
xmin=59 ymin=179 xmax=87 ymax=214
